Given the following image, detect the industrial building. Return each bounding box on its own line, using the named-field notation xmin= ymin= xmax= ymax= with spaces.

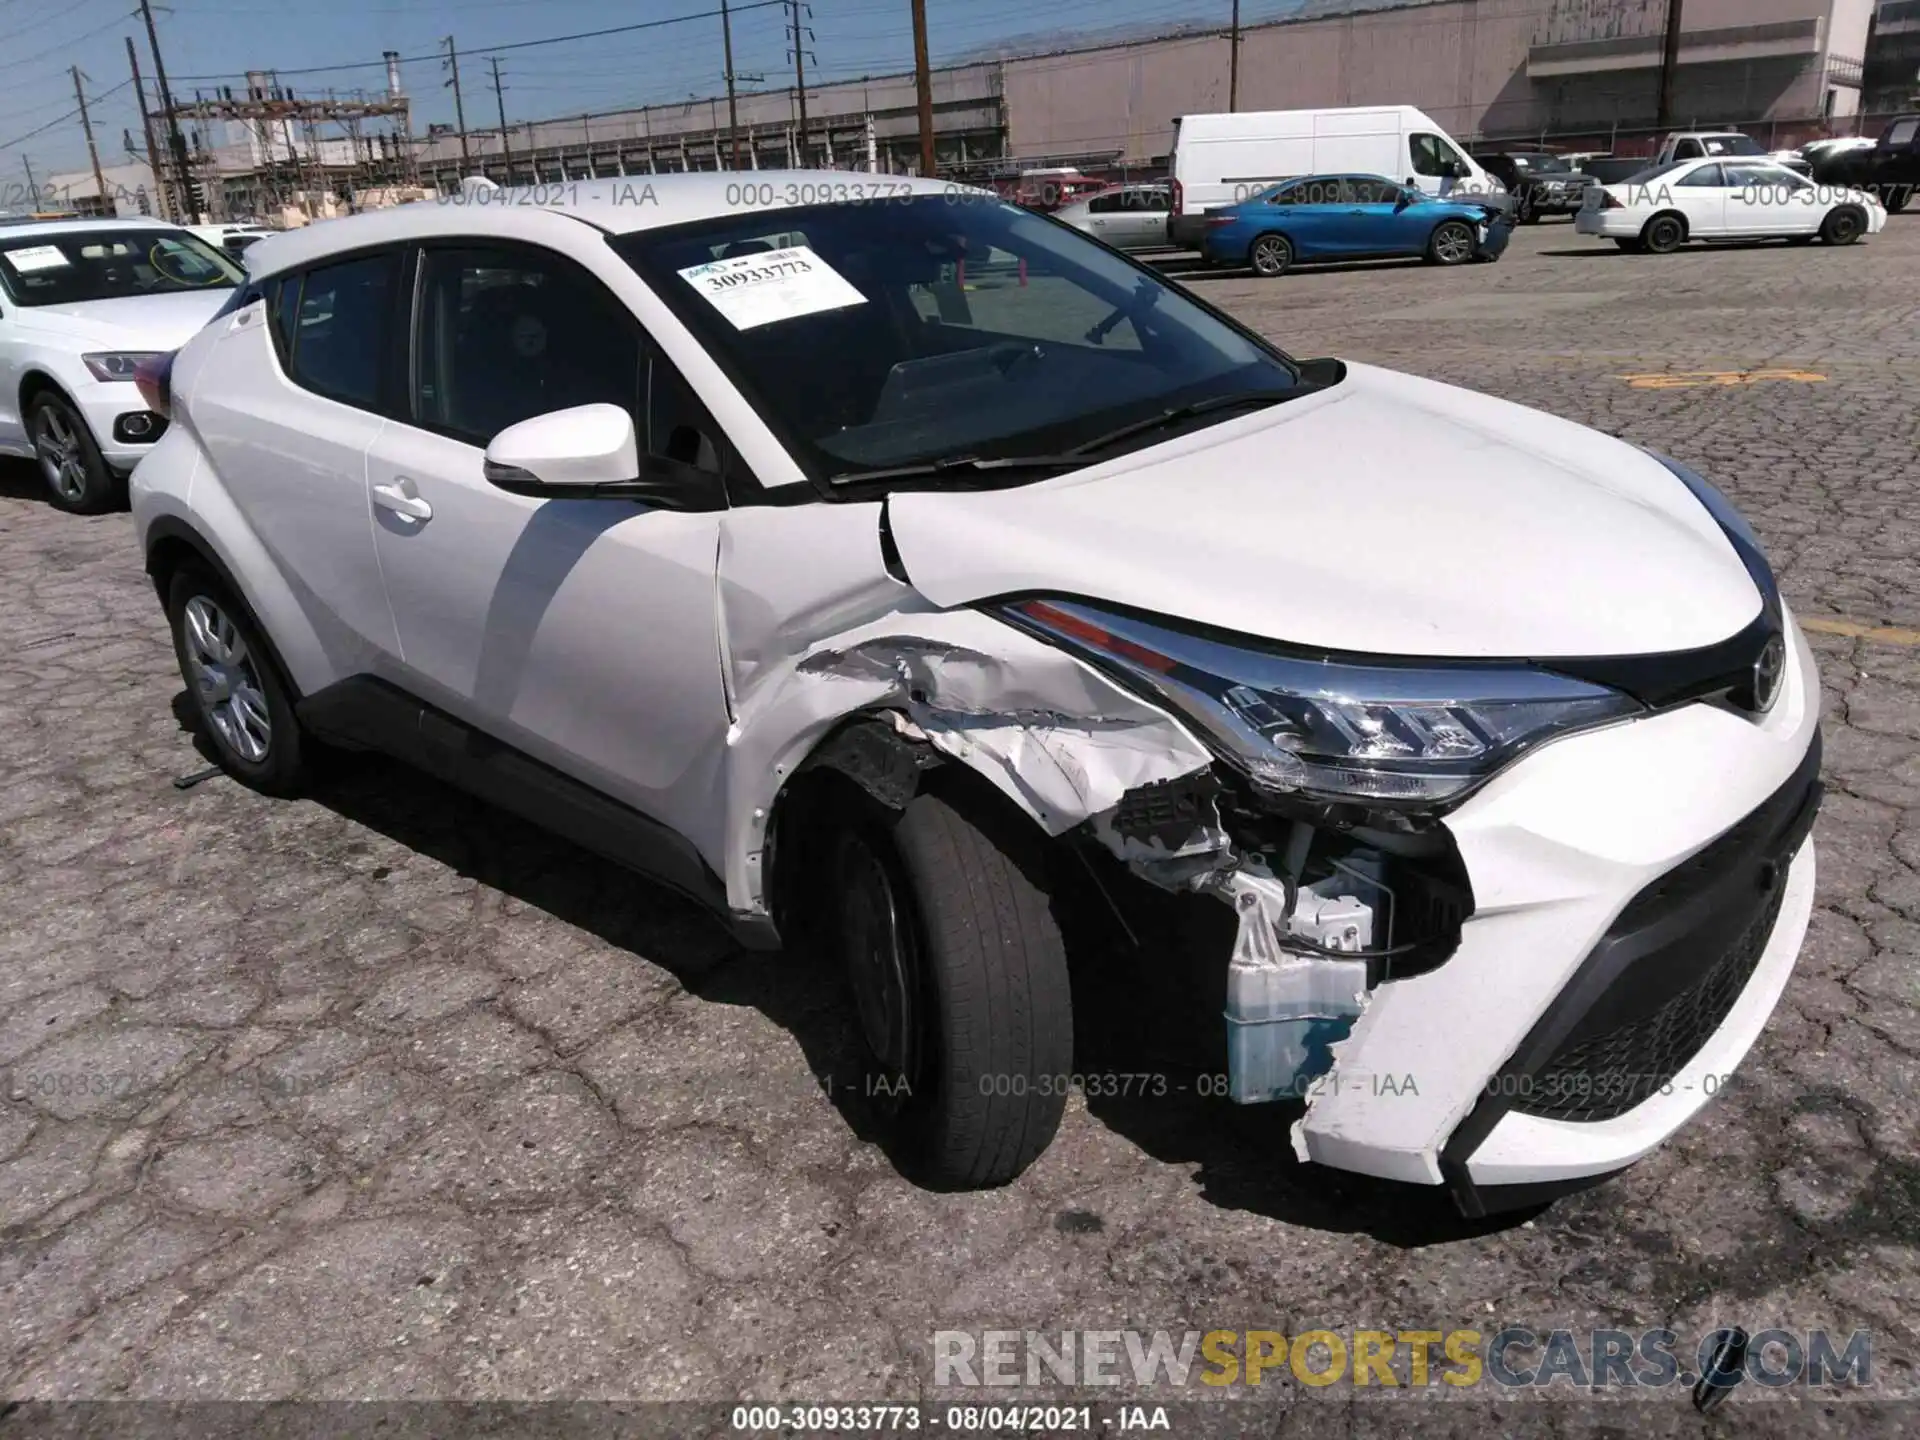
xmin=42 ymin=0 xmax=1920 ymax=224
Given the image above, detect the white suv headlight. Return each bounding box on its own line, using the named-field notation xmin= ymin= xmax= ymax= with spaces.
xmin=993 ymin=598 xmax=1641 ymax=810
xmin=83 ymin=351 xmax=165 ymax=382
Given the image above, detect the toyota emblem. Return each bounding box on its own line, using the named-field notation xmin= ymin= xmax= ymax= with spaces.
xmin=1751 ymin=633 xmax=1786 ymax=712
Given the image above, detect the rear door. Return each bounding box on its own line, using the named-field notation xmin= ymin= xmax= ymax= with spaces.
xmin=1273 ymin=175 xmax=1350 ymax=256
xmin=1671 ymin=162 xmax=1730 ymax=236
xmin=184 ymin=248 xmax=405 ymax=669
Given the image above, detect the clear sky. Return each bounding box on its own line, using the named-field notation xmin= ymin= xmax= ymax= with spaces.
xmin=0 ymin=0 xmax=1313 ymax=191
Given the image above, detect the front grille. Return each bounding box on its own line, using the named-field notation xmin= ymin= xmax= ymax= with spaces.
xmin=1514 ymin=878 xmax=1786 ymax=1123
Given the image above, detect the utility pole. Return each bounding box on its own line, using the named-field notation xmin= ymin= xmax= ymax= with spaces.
xmin=489 ymin=56 xmax=512 ymax=185
xmin=72 ymin=67 xmax=112 ymax=218
xmin=126 ymin=36 xmax=171 ymax=221
xmin=1656 ymin=0 xmax=1685 ymax=128
xmin=721 ymin=0 xmax=741 ymax=168
xmin=139 ymin=0 xmax=195 ymax=222
xmin=444 ymin=37 xmax=471 ymax=167
xmin=911 ymin=0 xmax=935 ymax=176
xmin=790 ymin=0 xmax=810 ymax=166
xmin=21 ymin=155 xmax=39 ymax=210
xmin=1229 ymin=0 xmax=1241 ymax=112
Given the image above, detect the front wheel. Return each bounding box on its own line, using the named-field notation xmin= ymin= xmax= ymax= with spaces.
xmin=1821 ymin=206 xmax=1865 ymax=245
xmin=834 ymin=789 xmax=1073 ymax=1189
xmin=1882 ymin=185 xmax=1910 ymax=215
xmin=1426 ymin=220 xmax=1476 ymax=265
xmin=167 ymin=566 xmax=308 ymax=796
xmin=1249 ymin=233 xmax=1293 ymax=277
xmin=29 ymin=393 xmax=116 ymax=514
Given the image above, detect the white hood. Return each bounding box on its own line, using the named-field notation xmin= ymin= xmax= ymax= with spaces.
xmin=886 ymin=362 xmax=1763 ymax=659
xmin=11 ymin=289 xmax=234 ymax=351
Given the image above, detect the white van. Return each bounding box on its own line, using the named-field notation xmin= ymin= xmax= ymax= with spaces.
xmin=1166 ymin=105 xmax=1507 ymax=247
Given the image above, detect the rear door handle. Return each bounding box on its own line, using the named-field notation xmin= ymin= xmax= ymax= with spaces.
xmin=372 ymin=481 xmax=432 ymax=521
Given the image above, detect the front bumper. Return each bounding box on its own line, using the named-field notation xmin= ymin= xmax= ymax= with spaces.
xmin=1292 ymin=607 xmax=1822 ymax=1208
xmin=76 ymin=382 xmax=168 ymax=472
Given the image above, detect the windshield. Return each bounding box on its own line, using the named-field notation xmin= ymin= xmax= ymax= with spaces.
xmin=0 ymin=228 xmax=241 ymax=307
xmin=1626 ymin=159 xmax=1693 ymax=184
xmin=1703 ymin=135 xmax=1765 ymax=156
xmin=1515 ymin=154 xmax=1571 ymax=172
xmin=616 ymin=195 xmax=1301 ymax=485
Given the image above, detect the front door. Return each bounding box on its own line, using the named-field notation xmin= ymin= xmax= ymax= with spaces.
xmin=364 ymin=240 xmax=732 ymax=851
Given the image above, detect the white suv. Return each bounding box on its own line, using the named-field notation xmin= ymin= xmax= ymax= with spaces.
xmin=1 ymin=218 xmax=242 ymax=511
xmin=130 ymin=174 xmax=1821 ymax=1214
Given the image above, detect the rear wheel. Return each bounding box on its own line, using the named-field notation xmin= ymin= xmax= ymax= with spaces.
xmin=833 ymin=789 xmax=1072 ymax=1189
xmin=1641 ymin=213 xmax=1686 ymax=253
xmin=1882 ymin=185 xmax=1910 ymax=215
xmin=1821 ymin=205 xmax=1865 ymax=245
xmin=167 ymin=566 xmax=308 ymax=796
xmin=1426 ymin=220 xmax=1475 ymax=265
xmin=1249 ymin=233 xmax=1293 ymax=277
xmin=29 ymin=393 xmax=116 ymax=515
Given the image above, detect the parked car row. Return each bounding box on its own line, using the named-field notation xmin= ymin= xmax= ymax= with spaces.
xmin=0 ymin=172 xmax=1825 ymax=1214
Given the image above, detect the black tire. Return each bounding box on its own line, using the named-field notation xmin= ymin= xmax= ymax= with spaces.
xmin=1882 ymin=185 xmax=1910 ymax=215
xmin=27 ymin=391 xmax=116 ymax=515
xmin=1821 ymin=205 xmax=1865 ymax=246
xmin=166 ymin=565 xmax=307 ymax=797
xmin=1426 ymin=220 xmax=1475 ymax=265
xmin=834 ymin=789 xmax=1072 ymax=1189
xmin=1516 ymin=192 xmax=1538 ymax=224
xmin=1641 ymin=213 xmax=1686 ymax=254
xmin=1249 ymin=232 xmax=1292 ymax=277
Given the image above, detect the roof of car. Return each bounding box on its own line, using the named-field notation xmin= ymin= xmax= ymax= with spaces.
xmin=240 ymin=171 xmax=979 ymax=277
xmin=0 ymin=216 xmax=184 ymax=242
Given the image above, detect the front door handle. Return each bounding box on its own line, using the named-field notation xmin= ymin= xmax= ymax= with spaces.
xmin=372 ymin=480 xmax=432 ymax=521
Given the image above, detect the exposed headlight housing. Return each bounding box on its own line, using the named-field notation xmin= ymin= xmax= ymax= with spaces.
xmin=993 ymin=598 xmax=1641 ymax=811
xmin=83 ymin=351 xmax=164 ymax=382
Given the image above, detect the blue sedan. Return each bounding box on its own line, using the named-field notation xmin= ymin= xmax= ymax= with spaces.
xmin=1200 ymin=174 xmax=1513 ymax=276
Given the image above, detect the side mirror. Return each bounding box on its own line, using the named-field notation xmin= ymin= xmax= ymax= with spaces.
xmin=482 ymin=403 xmax=727 ymax=511
xmin=1394 ymin=192 xmax=1414 ymax=211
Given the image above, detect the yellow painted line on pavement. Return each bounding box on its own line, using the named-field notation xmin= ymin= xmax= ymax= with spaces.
xmin=1617 ymin=369 xmax=1828 ymax=389
xmin=1800 ymin=617 xmax=1920 ymax=647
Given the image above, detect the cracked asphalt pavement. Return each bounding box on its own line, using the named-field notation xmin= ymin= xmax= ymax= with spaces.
xmin=3 ymin=218 xmax=1918 ymax=1427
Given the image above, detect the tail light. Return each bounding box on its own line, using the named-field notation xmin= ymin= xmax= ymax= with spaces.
xmin=134 ymin=351 xmax=175 ymax=419
xmin=1171 ymin=176 xmax=1184 ymax=216
xmin=1205 ymin=213 xmax=1238 ymax=227
xmin=1601 ymin=191 xmax=1625 ymax=210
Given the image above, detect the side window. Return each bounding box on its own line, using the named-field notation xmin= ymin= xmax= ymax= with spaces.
xmin=1293 ymin=176 xmax=1344 ymax=205
xmin=282 ymin=251 xmax=399 ymax=410
xmin=411 ymin=245 xmax=644 ymax=447
xmin=1674 ymin=139 xmax=1704 ymax=159
xmin=1410 ymin=134 xmax=1463 ymax=177
xmin=1885 ymin=118 xmax=1918 ymax=147
xmin=1350 ymin=178 xmax=1397 ymax=204
xmin=1086 ymin=191 xmax=1124 ymax=215
xmin=648 ymin=355 xmax=725 ymax=474
xmin=268 ymin=275 xmax=300 ymax=366
xmin=1677 ymin=163 xmax=1726 ymax=187
xmin=1266 ymin=185 xmax=1300 ymax=206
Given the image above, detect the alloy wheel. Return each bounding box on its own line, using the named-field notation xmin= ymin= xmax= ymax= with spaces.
xmin=32 ymin=406 xmax=90 ymax=503
xmin=1432 ymin=223 xmax=1474 ymax=264
xmin=181 ymin=595 xmax=272 ymax=764
xmin=1251 ymin=235 xmax=1291 ymax=276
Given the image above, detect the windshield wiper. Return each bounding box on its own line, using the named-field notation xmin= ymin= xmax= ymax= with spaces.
xmin=825 ymin=389 xmax=1301 ymax=489
xmin=1061 ymin=388 xmax=1299 ymax=457
xmin=827 ymin=454 xmax=1083 ymax=487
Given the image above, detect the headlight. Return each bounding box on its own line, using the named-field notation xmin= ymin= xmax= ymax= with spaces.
xmin=993 ymin=598 xmax=1641 ymax=809
xmin=83 ymin=352 xmax=164 ymax=382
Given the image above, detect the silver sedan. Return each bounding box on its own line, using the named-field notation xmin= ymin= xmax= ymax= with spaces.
xmin=1053 ymin=182 xmax=1173 ymax=250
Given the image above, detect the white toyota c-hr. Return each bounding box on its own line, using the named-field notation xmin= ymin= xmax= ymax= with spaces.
xmin=0 ymin=218 xmax=242 ymax=511
xmin=128 ymin=174 xmax=1821 ymax=1215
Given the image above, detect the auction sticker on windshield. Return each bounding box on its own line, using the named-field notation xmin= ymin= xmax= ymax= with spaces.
xmin=4 ymin=246 xmax=71 ymax=273
xmin=677 ymin=245 xmax=866 ymax=330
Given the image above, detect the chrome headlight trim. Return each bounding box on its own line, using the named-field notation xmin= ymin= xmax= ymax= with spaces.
xmin=989 ymin=597 xmax=1643 ymax=812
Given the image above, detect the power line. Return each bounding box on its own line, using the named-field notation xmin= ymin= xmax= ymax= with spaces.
xmin=167 ymin=1 xmax=791 ymax=84
xmin=0 ymin=79 xmax=130 ymax=154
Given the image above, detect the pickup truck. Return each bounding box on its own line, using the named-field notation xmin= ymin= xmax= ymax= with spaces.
xmin=1809 ymin=114 xmax=1919 ymax=212
xmin=1650 ymin=131 xmax=1812 ymax=176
